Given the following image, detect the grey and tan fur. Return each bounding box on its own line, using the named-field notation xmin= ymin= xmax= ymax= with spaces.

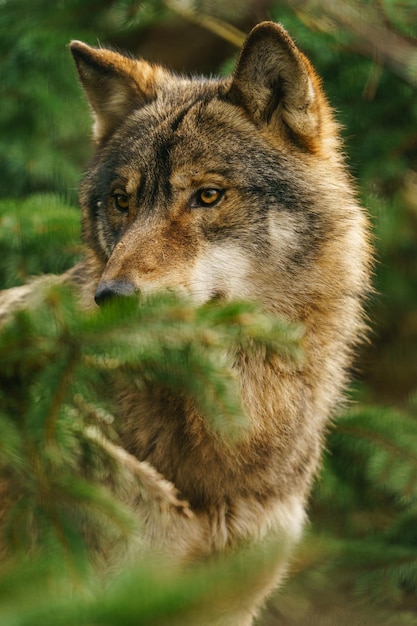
xmin=0 ymin=22 xmax=372 ymax=625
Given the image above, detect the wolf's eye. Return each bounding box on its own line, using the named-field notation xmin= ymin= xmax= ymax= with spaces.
xmin=112 ymin=192 xmax=130 ymax=213
xmin=193 ymin=188 xmax=224 ymax=208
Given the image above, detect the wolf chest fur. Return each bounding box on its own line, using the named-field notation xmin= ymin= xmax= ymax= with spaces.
xmin=3 ymin=21 xmax=372 ymax=626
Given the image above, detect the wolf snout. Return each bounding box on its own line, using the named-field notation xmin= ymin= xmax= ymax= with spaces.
xmin=94 ymin=278 xmax=137 ymax=306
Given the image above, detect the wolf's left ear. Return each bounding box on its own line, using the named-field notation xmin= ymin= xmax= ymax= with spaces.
xmin=70 ymin=41 xmax=165 ymax=143
xmin=228 ymin=22 xmax=325 ymax=151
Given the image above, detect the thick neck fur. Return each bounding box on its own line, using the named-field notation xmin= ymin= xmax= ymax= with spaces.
xmin=116 ymin=343 xmax=327 ymax=512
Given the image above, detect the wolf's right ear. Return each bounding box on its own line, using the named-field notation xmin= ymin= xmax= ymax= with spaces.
xmin=227 ymin=22 xmax=326 ymax=152
xmin=70 ymin=41 xmax=165 ymax=143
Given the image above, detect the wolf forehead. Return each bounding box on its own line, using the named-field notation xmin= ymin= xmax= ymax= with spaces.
xmin=101 ymin=86 xmax=255 ymax=173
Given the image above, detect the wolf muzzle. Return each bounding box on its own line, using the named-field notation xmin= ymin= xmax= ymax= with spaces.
xmin=94 ymin=278 xmax=137 ymax=306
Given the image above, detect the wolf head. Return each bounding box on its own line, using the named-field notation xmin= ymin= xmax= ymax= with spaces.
xmin=71 ymin=22 xmax=369 ymax=320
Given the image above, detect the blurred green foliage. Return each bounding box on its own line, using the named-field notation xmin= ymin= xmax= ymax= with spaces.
xmin=0 ymin=195 xmax=81 ymax=286
xmin=1 ymin=0 xmax=417 ymax=624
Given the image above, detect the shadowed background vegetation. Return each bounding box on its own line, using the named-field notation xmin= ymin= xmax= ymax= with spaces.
xmin=1 ymin=0 xmax=417 ymax=624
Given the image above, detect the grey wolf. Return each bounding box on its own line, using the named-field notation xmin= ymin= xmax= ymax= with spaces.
xmin=0 ymin=22 xmax=372 ymax=625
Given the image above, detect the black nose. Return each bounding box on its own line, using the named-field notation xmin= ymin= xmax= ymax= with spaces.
xmin=94 ymin=279 xmax=137 ymax=306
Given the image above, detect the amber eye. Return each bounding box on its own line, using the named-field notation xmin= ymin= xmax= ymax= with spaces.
xmin=112 ymin=192 xmax=130 ymax=213
xmin=193 ymin=188 xmax=224 ymax=208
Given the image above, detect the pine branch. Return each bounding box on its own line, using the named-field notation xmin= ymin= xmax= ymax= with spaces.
xmin=84 ymin=425 xmax=193 ymax=518
xmin=0 ymin=281 xmax=302 ymax=578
